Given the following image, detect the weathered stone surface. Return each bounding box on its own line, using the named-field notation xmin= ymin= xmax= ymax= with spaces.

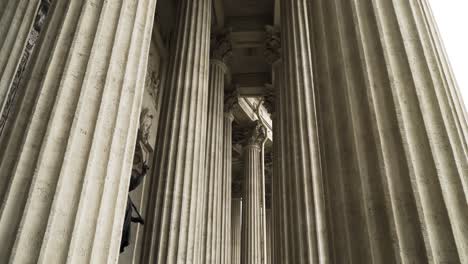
xmin=222 ymin=107 xmax=235 ymax=264
xmin=139 ymin=0 xmax=212 ymax=263
xmin=201 ymin=58 xmax=227 ymax=263
xmin=231 ymin=198 xmax=242 ymax=264
xmin=272 ymin=0 xmax=468 ymax=263
xmin=275 ymin=1 xmax=330 ymax=263
xmin=0 ymin=0 xmax=158 ymax=263
xmin=241 ymin=121 xmax=267 ymax=264
xmin=0 ymin=0 xmax=42 ymax=127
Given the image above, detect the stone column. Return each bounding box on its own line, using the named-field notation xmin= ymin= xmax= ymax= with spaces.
xmin=264 ymin=25 xmax=287 ymax=264
xmin=202 ymin=31 xmax=232 ymax=263
xmin=0 ymin=0 xmax=158 ymax=263
xmin=231 ymin=198 xmax=242 ymax=264
xmin=0 ymin=0 xmax=42 ymax=120
xmin=222 ymin=102 xmax=235 ymax=264
xmin=140 ymin=0 xmax=212 ymax=263
xmin=278 ymin=0 xmax=330 ymax=263
xmin=307 ymin=0 xmax=468 ymax=263
xmin=241 ymin=121 xmax=267 ymax=264
xmin=265 ymin=208 xmax=272 ymax=264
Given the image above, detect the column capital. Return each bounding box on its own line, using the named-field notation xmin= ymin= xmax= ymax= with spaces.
xmin=263 ymin=84 xmax=275 ymax=115
xmin=224 ymin=89 xmax=240 ymax=114
xmin=244 ymin=120 xmax=267 ymax=147
xmin=264 ymin=25 xmax=281 ymax=65
xmin=224 ymin=110 xmax=235 ymax=122
xmin=211 ymin=29 xmax=233 ymax=64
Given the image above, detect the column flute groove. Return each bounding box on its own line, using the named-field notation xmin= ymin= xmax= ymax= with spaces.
xmin=241 ymin=122 xmax=267 ymax=264
xmin=304 ymin=0 xmax=468 ymax=262
xmin=231 ymin=198 xmax=242 ymax=264
xmin=201 ymin=30 xmax=232 ymax=264
xmin=0 ymin=0 xmax=158 ymax=262
xmin=141 ymin=0 xmax=212 ymax=263
xmin=279 ymin=0 xmax=330 ymax=263
xmin=222 ymin=95 xmax=235 ymax=264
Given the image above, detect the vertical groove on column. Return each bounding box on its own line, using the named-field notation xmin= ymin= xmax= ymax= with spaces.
xmin=419 ymin=0 xmax=468 ymax=150
xmin=373 ymin=0 xmax=466 ymax=262
xmin=0 ymin=0 xmax=158 ymax=263
xmin=404 ymin=0 xmax=467 ymax=259
xmin=309 ymin=2 xmax=356 ymax=262
xmin=241 ymin=124 xmax=266 ymax=264
xmin=142 ymin=0 xmax=212 ymax=263
xmin=222 ymin=111 xmax=234 ymax=264
xmin=231 ymin=198 xmax=242 ymax=264
xmin=271 ymin=64 xmax=280 ymax=264
xmin=302 ymin=0 xmax=468 ymax=262
xmin=348 ymin=0 xmax=429 ymax=262
xmin=193 ymin=2 xmax=211 ymax=262
xmin=332 ymin=0 xmax=397 ymax=262
xmin=265 ymin=208 xmax=271 ymax=264
xmin=202 ymin=60 xmax=225 ymax=263
xmin=277 ymin=61 xmax=293 ymax=263
xmin=279 ymin=0 xmax=329 ymax=263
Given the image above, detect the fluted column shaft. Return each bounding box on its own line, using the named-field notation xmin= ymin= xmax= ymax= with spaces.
xmin=231 ymin=198 xmax=242 ymax=264
xmin=265 ymin=208 xmax=272 ymax=264
xmin=241 ymin=123 xmax=266 ymax=264
xmin=202 ymin=59 xmax=226 ymax=263
xmin=306 ymin=0 xmax=468 ymax=263
xmin=0 ymin=0 xmax=157 ymax=263
xmin=270 ymin=60 xmax=290 ymax=264
xmin=278 ymin=1 xmax=329 ymax=263
xmin=0 ymin=0 xmax=41 ymax=121
xmin=222 ymin=111 xmax=235 ymax=264
xmin=264 ymin=25 xmax=288 ymax=264
xmin=141 ymin=0 xmax=212 ymax=263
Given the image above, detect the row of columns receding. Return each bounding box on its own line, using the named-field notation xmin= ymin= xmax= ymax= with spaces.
xmin=1 ymin=0 xmax=467 ymax=263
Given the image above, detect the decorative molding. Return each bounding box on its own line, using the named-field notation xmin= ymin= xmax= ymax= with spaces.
xmin=245 ymin=120 xmax=268 ymax=147
xmin=211 ymin=29 xmax=233 ymax=63
xmin=145 ymin=68 xmax=161 ymax=107
xmin=0 ymin=0 xmax=51 ymax=136
xmin=224 ymin=89 xmax=240 ymax=114
xmin=264 ymin=25 xmax=281 ymax=64
xmin=263 ymin=83 xmax=275 ymax=114
xmin=232 ymin=121 xmax=267 ymax=147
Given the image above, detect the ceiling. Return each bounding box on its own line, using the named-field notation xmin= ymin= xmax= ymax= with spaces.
xmin=224 ymin=0 xmax=273 ymax=17
xmin=214 ymin=0 xmax=277 ymax=91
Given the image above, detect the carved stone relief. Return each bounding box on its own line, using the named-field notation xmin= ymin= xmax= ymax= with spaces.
xmin=145 ymin=69 xmax=161 ymax=108
xmin=0 ymin=0 xmax=51 ymax=136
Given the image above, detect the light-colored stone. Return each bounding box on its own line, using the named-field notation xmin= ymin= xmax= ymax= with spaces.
xmin=231 ymin=198 xmax=242 ymax=264
xmin=275 ymin=1 xmax=330 ymax=263
xmin=310 ymin=0 xmax=468 ymax=262
xmin=202 ymin=58 xmax=227 ymax=263
xmin=241 ymin=121 xmax=267 ymax=264
xmin=265 ymin=208 xmax=271 ymax=264
xmin=271 ymin=0 xmax=468 ymax=262
xmin=222 ymin=109 xmax=235 ymax=264
xmin=138 ymin=0 xmax=212 ymax=263
xmin=0 ymin=0 xmax=158 ymax=262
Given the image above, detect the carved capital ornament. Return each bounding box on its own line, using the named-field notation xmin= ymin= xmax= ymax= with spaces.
xmin=211 ymin=29 xmax=233 ymax=63
xmin=264 ymin=25 xmax=281 ymax=65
